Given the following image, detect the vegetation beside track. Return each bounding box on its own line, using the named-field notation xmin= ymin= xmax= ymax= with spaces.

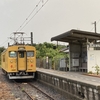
xmin=0 ymin=47 xmax=5 ymax=64
xmin=0 ymin=42 xmax=68 ymax=64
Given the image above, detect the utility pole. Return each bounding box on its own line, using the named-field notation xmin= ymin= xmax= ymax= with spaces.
xmin=92 ymin=21 xmax=97 ymax=33
xmin=92 ymin=21 xmax=97 ymax=44
xmin=31 ymin=32 xmax=33 ymax=45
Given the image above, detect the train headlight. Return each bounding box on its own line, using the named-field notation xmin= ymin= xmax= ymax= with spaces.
xmin=30 ymin=60 xmax=33 ymax=63
xmin=10 ymin=60 xmax=13 ymax=63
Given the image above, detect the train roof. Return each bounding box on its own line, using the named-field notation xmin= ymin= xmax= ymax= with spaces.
xmin=8 ymin=44 xmax=34 ymax=47
xmin=1 ymin=44 xmax=35 ymax=54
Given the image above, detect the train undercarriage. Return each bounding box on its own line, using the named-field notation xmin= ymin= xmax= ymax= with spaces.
xmin=2 ymin=69 xmax=35 ymax=79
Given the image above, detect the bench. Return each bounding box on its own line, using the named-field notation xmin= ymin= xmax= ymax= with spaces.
xmin=79 ymin=67 xmax=87 ymax=72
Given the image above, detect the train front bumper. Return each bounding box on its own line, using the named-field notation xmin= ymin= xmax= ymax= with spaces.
xmin=8 ymin=73 xmax=35 ymax=79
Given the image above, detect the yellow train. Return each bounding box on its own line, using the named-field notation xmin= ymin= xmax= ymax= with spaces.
xmin=1 ymin=45 xmax=36 ymax=79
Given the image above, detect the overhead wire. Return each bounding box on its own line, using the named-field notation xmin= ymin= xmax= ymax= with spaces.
xmin=16 ymin=0 xmax=45 ymax=32
xmin=3 ymin=39 xmax=13 ymax=48
xmin=0 ymin=33 xmax=14 ymax=47
xmin=14 ymin=0 xmax=49 ymax=44
xmin=19 ymin=0 xmax=49 ymax=31
xmin=0 ymin=0 xmax=49 ymax=47
xmin=0 ymin=31 xmax=15 ymax=47
xmin=0 ymin=38 xmax=9 ymax=47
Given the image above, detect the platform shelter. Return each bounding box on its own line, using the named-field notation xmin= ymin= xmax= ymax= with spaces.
xmin=51 ymin=29 xmax=100 ymax=72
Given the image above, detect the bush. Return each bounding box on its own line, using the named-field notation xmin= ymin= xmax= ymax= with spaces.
xmin=92 ymin=65 xmax=100 ymax=75
xmin=88 ymin=71 xmax=93 ymax=74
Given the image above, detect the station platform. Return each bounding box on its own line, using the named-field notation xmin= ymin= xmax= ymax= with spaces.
xmin=37 ymin=68 xmax=100 ymax=86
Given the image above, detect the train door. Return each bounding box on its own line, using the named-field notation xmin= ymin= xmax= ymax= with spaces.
xmin=18 ymin=51 xmax=26 ymax=71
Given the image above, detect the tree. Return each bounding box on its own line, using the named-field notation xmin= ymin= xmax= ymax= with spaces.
xmin=35 ymin=42 xmax=67 ymax=59
xmin=0 ymin=47 xmax=5 ymax=65
xmin=35 ymin=42 xmax=68 ymax=69
xmin=0 ymin=47 xmax=5 ymax=53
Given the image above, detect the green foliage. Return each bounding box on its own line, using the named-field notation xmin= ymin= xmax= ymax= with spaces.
xmin=35 ymin=42 xmax=69 ymax=69
xmin=0 ymin=47 xmax=5 ymax=53
xmin=35 ymin=42 xmax=68 ymax=59
xmin=0 ymin=47 xmax=5 ymax=65
xmin=88 ymin=71 xmax=93 ymax=74
xmin=22 ymin=88 xmax=25 ymax=92
xmin=92 ymin=64 xmax=100 ymax=75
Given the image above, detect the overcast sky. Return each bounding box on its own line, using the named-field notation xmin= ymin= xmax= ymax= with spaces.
xmin=0 ymin=0 xmax=100 ymax=47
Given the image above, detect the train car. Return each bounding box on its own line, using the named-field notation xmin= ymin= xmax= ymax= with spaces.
xmin=1 ymin=45 xmax=36 ymax=79
xmin=1 ymin=32 xmax=36 ymax=79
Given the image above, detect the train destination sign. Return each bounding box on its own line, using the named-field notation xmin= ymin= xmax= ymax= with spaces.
xmin=18 ymin=47 xmax=25 ymax=50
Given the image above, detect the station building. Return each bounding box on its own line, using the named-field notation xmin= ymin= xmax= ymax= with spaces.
xmin=51 ymin=29 xmax=100 ymax=73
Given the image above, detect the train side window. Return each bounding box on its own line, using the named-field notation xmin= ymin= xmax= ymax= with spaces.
xmin=19 ymin=52 xmax=24 ymax=58
xmin=27 ymin=51 xmax=34 ymax=57
xmin=9 ymin=51 xmax=16 ymax=58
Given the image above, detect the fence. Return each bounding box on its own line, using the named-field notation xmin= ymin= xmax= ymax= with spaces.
xmin=36 ymin=58 xmax=69 ymax=71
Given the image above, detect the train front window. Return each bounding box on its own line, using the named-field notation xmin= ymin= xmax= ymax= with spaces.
xmin=9 ymin=51 xmax=16 ymax=57
xmin=27 ymin=51 xmax=34 ymax=57
xmin=19 ymin=52 xmax=24 ymax=58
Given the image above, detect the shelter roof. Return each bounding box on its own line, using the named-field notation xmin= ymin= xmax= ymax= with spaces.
xmin=51 ymin=29 xmax=100 ymax=43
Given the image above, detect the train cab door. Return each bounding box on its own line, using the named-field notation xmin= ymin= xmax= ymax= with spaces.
xmin=18 ymin=51 xmax=26 ymax=71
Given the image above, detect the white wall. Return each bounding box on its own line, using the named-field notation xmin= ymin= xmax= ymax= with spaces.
xmin=87 ymin=50 xmax=100 ymax=73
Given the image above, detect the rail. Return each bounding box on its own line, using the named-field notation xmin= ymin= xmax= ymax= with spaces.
xmin=28 ymin=82 xmax=54 ymax=100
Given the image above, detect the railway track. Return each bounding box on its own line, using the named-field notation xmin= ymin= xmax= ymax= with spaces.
xmin=28 ymin=82 xmax=54 ymax=100
xmin=13 ymin=80 xmax=34 ymax=100
xmin=13 ymin=80 xmax=54 ymax=100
